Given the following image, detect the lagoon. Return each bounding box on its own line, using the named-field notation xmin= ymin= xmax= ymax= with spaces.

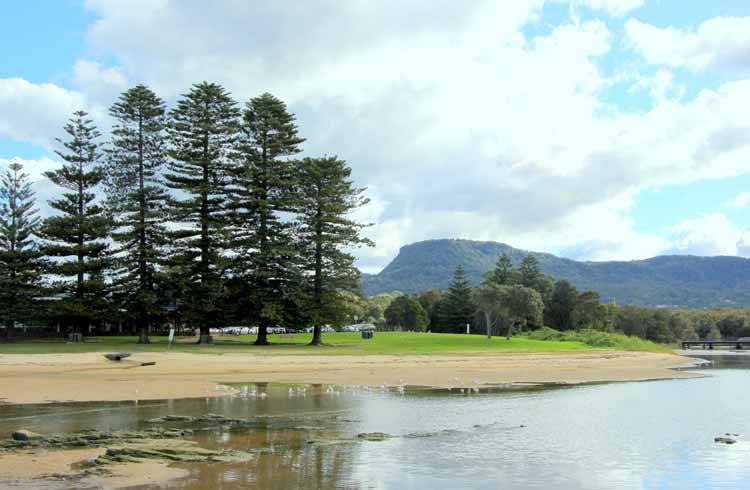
xmin=0 ymin=355 xmax=747 ymax=489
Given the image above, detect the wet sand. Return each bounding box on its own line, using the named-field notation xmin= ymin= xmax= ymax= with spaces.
xmin=0 ymin=446 xmax=188 ymax=490
xmin=0 ymin=351 xmax=697 ymax=405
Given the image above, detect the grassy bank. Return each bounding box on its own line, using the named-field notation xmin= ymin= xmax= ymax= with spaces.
xmin=0 ymin=330 xmax=669 ymax=355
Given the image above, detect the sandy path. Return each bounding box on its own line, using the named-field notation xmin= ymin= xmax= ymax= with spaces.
xmin=0 ymin=351 xmax=698 ymax=405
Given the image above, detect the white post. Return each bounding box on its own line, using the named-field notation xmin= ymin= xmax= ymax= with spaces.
xmin=167 ymin=328 xmax=175 ymax=350
xmin=466 ymin=323 xmax=470 ymax=334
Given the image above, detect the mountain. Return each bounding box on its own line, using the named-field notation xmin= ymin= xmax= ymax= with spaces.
xmin=360 ymin=239 xmax=750 ymax=308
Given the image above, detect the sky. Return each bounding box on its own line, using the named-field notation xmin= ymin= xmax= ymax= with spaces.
xmin=3 ymin=0 xmax=750 ymax=273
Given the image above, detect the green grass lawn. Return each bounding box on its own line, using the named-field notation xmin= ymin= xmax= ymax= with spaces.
xmin=0 ymin=331 xmax=668 ymax=355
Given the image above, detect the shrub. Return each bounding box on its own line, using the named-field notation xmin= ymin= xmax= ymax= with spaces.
xmin=529 ymin=327 xmax=669 ymax=352
xmin=527 ymin=327 xmax=566 ymax=341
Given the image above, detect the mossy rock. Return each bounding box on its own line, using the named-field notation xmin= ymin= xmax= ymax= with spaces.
xmin=104 ymin=444 xmax=252 ymax=463
xmin=1 ymin=428 xmax=191 ymax=450
xmin=715 ymin=437 xmax=737 ymax=444
xmin=11 ymin=430 xmax=43 ymax=441
xmin=357 ymin=432 xmax=396 ymax=442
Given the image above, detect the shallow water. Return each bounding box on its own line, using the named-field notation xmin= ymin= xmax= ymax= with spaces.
xmin=1 ymin=355 xmax=748 ymax=490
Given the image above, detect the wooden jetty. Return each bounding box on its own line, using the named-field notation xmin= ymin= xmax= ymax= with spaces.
xmin=681 ymin=339 xmax=750 ymax=350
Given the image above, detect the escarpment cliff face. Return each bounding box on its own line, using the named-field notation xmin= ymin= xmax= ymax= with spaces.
xmin=361 ymin=239 xmax=750 ymax=308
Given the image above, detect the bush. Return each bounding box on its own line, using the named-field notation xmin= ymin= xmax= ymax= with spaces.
xmin=529 ymin=327 xmax=668 ymax=352
xmin=527 ymin=327 xmax=566 ymax=341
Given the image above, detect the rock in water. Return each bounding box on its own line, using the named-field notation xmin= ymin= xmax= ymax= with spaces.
xmin=12 ymin=430 xmax=42 ymax=441
xmin=357 ymin=432 xmax=395 ymax=442
xmin=715 ymin=437 xmax=737 ymax=444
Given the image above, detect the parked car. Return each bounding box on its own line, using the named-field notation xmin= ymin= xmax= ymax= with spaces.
xmin=215 ymin=326 xmax=256 ymax=335
xmin=305 ymin=325 xmax=335 ymax=333
xmin=341 ymin=324 xmax=375 ymax=332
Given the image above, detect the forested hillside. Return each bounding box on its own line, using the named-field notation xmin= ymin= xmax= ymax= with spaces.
xmin=361 ymin=239 xmax=750 ymax=307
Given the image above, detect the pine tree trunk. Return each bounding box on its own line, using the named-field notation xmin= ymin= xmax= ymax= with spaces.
xmin=3 ymin=320 xmax=14 ymax=342
xmin=197 ymin=326 xmax=211 ymax=344
xmin=310 ymin=325 xmax=323 ymax=346
xmin=255 ymin=319 xmax=269 ymax=345
xmin=254 ymin=142 xmax=272 ymax=348
xmin=485 ymin=312 xmax=492 ymax=339
xmin=135 ymin=310 xmax=150 ymax=346
xmin=137 ymin=325 xmax=151 ymax=344
xmin=77 ymin=155 xmax=85 ymax=339
xmin=137 ymin=113 xmax=149 ymax=346
xmin=308 ymin=202 xmax=324 ymax=346
xmin=506 ymin=320 xmax=515 ymax=341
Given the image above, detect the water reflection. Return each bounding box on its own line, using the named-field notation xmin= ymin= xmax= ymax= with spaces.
xmin=1 ymin=356 xmax=748 ymax=490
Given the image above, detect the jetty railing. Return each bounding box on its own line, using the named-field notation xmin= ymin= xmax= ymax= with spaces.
xmin=681 ymin=338 xmax=750 ymax=350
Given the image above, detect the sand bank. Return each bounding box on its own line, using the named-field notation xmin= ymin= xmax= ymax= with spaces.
xmin=0 ymin=446 xmax=187 ymax=490
xmin=0 ymin=351 xmax=698 ymax=405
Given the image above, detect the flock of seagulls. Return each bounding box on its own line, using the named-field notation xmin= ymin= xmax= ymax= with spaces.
xmin=134 ymin=378 xmax=486 ymax=404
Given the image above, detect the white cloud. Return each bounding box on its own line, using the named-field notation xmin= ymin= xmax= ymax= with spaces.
xmin=0 ymin=71 xmax=119 ymax=151
xmin=0 ymin=78 xmax=87 ymax=148
xmin=625 ymin=16 xmax=750 ymax=71
xmin=5 ymin=2 xmax=750 ymax=271
xmin=573 ymin=0 xmax=644 ymax=17
xmin=628 ymin=68 xmax=685 ymax=102
xmin=727 ymin=192 xmax=750 ymax=209
xmin=72 ymin=59 xmax=128 ymax=104
xmin=668 ymin=213 xmax=750 ymax=257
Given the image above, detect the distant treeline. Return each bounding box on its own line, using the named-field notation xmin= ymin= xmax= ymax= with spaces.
xmin=349 ymin=254 xmax=750 ymax=344
xmin=0 ymin=83 xmax=371 ymax=345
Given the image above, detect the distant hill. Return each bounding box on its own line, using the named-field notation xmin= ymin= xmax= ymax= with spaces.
xmin=360 ymin=239 xmax=750 ymax=308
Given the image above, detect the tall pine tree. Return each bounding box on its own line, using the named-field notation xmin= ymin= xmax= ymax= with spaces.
xmin=518 ymin=254 xmax=553 ymax=316
xmin=104 ymin=85 xmax=169 ymax=344
xmin=165 ymin=82 xmax=240 ymax=343
xmin=232 ymin=93 xmax=304 ymax=345
xmin=41 ymin=111 xmax=111 ymax=336
xmin=443 ymin=265 xmax=476 ymax=333
xmin=0 ymin=161 xmax=45 ymax=340
xmin=485 ymin=253 xmax=516 ymax=285
xmin=296 ymin=156 xmax=372 ymax=345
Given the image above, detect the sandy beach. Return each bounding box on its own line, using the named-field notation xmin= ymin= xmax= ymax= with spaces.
xmin=0 ymin=351 xmax=697 ymax=405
